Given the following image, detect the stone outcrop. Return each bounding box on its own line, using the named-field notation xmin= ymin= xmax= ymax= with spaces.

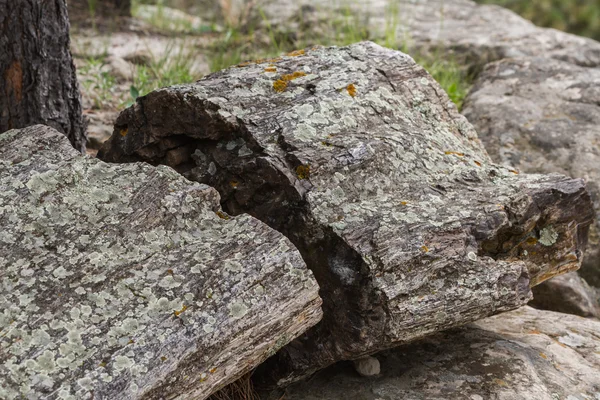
xmin=98 ymin=42 xmax=593 ymax=383
xmin=254 ymin=0 xmax=600 ymax=68
xmin=263 ymin=306 xmax=600 ymax=400
xmin=0 ymin=125 xmax=322 ymax=400
xmin=530 ymin=273 xmax=600 ymax=319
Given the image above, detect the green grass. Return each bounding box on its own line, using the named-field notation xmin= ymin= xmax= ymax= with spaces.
xmin=476 ymin=0 xmax=600 ymax=41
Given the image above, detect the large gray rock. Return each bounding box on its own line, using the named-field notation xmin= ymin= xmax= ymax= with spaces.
xmin=98 ymin=42 xmax=593 ymax=383
xmin=462 ymin=57 xmax=600 ymax=296
xmin=264 ymin=306 xmax=600 ymax=400
xmin=530 ymin=273 xmax=600 ymax=319
xmin=0 ymin=125 xmax=322 ymax=400
xmin=254 ymin=0 xmax=600 ymax=68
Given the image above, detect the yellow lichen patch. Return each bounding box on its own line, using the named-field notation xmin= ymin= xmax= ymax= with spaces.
xmin=128 ymin=339 xmax=135 ymax=344
xmin=166 ymin=269 xmax=174 ymax=275
xmin=209 ymin=367 xmax=217 ymax=374
xmin=120 ymin=128 xmax=128 ymax=137
xmin=273 ymin=79 xmax=288 ymax=93
xmin=400 ymin=201 xmax=408 ymax=206
xmin=493 ymin=379 xmax=508 ymax=387
xmin=174 ymin=305 xmax=187 ymax=317
xmin=273 ymin=71 xmax=308 ymax=92
xmin=346 ymin=83 xmax=357 ymax=97
xmin=161 ymin=356 xmax=167 ymax=361
xmin=230 ymin=180 xmax=239 ymax=188
xmin=526 ymin=237 xmax=538 ymax=245
xmin=539 ymin=352 xmax=548 ymax=359
xmin=296 ymin=164 xmax=310 ymax=180
xmin=286 ymin=49 xmax=305 ymax=57
xmin=264 ymin=67 xmax=277 ymax=73
xmin=99 ymin=362 xmax=107 ymax=368
xmin=216 ymin=210 xmax=230 ymax=220
xmin=421 ymin=245 xmax=429 ymax=253
xmin=444 ymin=151 xmax=465 ymax=157
xmin=528 ymin=328 xmax=541 ymax=334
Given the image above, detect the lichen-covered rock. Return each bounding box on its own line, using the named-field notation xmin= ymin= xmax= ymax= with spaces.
xmin=254 ymin=0 xmax=600 ymax=68
xmin=462 ymin=56 xmax=600 ymax=297
xmin=262 ymin=306 xmax=600 ymax=400
xmin=0 ymin=125 xmax=322 ymax=400
xmin=530 ymin=273 xmax=600 ymax=319
xmin=98 ymin=42 xmax=593 ymax=383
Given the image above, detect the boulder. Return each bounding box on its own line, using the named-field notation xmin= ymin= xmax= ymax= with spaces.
xmin=263 ymin=306 xmax=600 ymax=400
xmin=530 ymin=273 xmax=600 ymax=319
xmin=0 ymin=125 xmax=322 ymax=399
xmin=98 ymin=42 xmax=593 ymax=383
xmin=462 ymin=56 xmax=600 ymax=297
xmin=253 ymin=0 xmax=600 ymax=68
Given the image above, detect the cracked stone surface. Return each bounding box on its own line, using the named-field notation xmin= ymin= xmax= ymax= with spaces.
xmin=0 ymin=125 xmax=322 ymax=400
xmin=263 ymin=306 xmax=600 ymax=400
xmin=98 ymin=41 xmax=593 ymax=383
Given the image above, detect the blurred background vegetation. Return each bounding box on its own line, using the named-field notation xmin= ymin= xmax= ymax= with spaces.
xmin=476 ymin=0 xmax=600 ymax=40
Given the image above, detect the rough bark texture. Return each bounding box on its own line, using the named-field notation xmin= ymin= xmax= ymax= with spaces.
xmin=0 ymin=0 xmax=86 ymax=152
xmin=463 ymin=57 xmax=600 ymax=292
xmin=263 ymin=306 xmax=600 ymax=400
xmin=530 ymin=273 xmax=600 ymax=319
xmin=98 ymin=42 xmax=593 ymax=383
xmin=0 ymin=125 xmax=322 ymax=400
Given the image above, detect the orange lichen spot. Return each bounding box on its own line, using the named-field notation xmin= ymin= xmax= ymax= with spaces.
xmin=526 ymin=237 xmax=538 ymax=245
xmin=216 ymin=210 xmax=230 ymax=220
xmin=346 ymin=83 xmax=357 ymax=97
xmin=296 ymin=164 xmax=310 ymax=180
xmin=209 ymin=367 xmax=217 ymax=374
xmin=493 ymin=379 xmax=508 ymax=387
xmin=230 ymin=180 xmax=239 ymax=188
xmin=401 ymin=201 xmax=408 ymax=206
xmin=286 ymin=49 xmax=305 ymax=57
xmin=174 ymin=305 xmax=188 ymax=317
xmin=509 ymin=169 xmax=519 ymax=174
xmin=273 ymin=79 xmax=288 ymax=92
xmin=539 ymin=352 xmax=548 ymax=359
xmin=166 ymin=269 xmax=174 ymax=275
xmin=528 ymin=328 xmax=541 ymax=334
xmin=120 ymin=128 xmax=128 ymax=137
xmin=264 ymin=67 xmax=277 ymax=73
xmin=421 ymin=245 xmax=429 ymax=253
xmin=445 ymin=151 xmax=465 ymax=157
xmin=474 ymin=160 xmax=482 ymax=167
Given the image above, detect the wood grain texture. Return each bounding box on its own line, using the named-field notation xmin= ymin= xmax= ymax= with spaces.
xmin=98 ymin=42 xmax=593 ymax=384
xmin=0 ymin=125 xmax=322 ymax=399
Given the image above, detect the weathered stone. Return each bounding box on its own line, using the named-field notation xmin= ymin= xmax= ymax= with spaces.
xmin=462 ymin=56 xmax=600 ymax=292
xmin=352 ymin=356 xmax=380 ymax=377
xmin=98 ymin=42 xmax=593 ymax=383
xmin=530 ymin=273 xmax=600 ymax=319
xmin=0 ymin=125 xmax=322 ymax=400
xmin=263 ymin=306 xmax=600 ymax=400
xmin=254 ymin=0 xmax=600 ymax=68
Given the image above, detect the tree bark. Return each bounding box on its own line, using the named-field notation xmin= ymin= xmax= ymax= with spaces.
xmin=0 ymin=0 xmax=86 ymax=152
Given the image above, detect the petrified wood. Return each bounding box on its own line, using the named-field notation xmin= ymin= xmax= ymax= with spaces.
xmin=0 ymin=125 xmax=322 ymax=399
xmin=99 ymin=42 xmax=593 ymax=383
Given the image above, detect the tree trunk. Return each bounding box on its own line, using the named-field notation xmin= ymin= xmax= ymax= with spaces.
xmin=0 ymin=0 xmax=86 ymax=152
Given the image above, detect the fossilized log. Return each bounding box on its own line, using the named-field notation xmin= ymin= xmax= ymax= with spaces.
xmin=99 ymin=42 xmax=593 ymax=383
xmin=0 ymin=125 xmax=322 ymax=399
